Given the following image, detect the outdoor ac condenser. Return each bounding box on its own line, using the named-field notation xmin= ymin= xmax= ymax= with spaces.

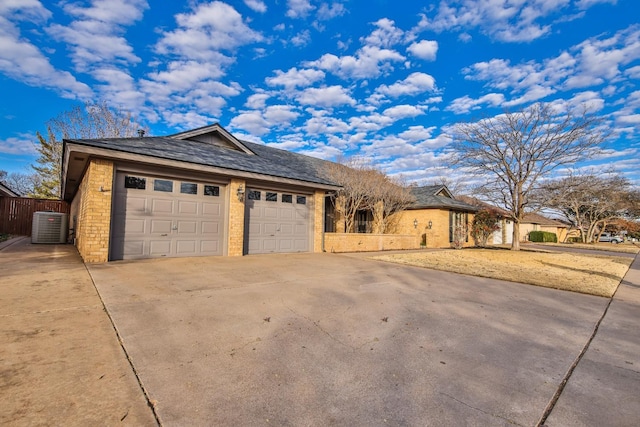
xmin=32 ymin=212 xmax=68 ymax=244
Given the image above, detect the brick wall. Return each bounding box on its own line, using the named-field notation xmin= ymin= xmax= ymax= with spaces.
xmin=227 ymin=178 xmax=246 ymax=256
xmin=324 ymin=233 xmax=420 ymax=253
xmin=73 ymin=159 xmax=114 ymax=263
xmin=392 ymin=209 xmax=475 ymax=248
xmin=313 ymin=190 xmax=324 ymax=253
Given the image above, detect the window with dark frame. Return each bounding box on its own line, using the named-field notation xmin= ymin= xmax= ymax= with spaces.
xmin=266 ymin=192 xmax=277 ymax=202
xmin=180 ymin=182 xmax=198 ymax=195
xmin=296 ymin=195 xmax=306 ymax=205
xmin=282 ymin=194 xmax=293 ymax=203
xmin=248 ymin=190 xmax=261 ymax=200
xmin=124 ymin=176 xmax=146 ymax=189
xmin=154 ymin=179 xmax=173 ymax=192
xmin=204 ymin=185 xmax=220 ymax=196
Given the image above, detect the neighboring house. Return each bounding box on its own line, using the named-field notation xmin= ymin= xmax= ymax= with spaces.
xmin=457 ymin=196 xmax=513 ymax=245
xmin=392 ymin=185 xmax=478 ymax=248
xmin=61 ymin=123 xmax=340 ymax=262
xmin=0 ymin=182 xmax=20 ymax=198
xmin=520 ymin=212 xmax=570 ymax=242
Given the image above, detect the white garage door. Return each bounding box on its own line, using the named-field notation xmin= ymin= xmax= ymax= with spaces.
xmin=111 ymin=172 xmax=225 ymax=260
xmin=244 ymin=189 xmax=310 ymax=254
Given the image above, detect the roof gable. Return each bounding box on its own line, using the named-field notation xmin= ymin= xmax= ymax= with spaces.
xmin=409 ymin=185 xmax=477 ymax=212
xmin=168 ymin=123 xmax=254 ymax=155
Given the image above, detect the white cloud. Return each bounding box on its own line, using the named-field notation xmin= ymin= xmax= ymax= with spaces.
xmin=245 ymin=93 xmax=270 ymax=109
xmin=304 ymin=116 xmax=350 ymax=134
xmin=291 ymin=29 xmax=312 ymax=47
xmin=230 ymin=111 xmax=269 ymax=135
xmin=156 ymin=2 xmax=263 ymax=60
xmin=0 ymin=2 xmax=92 ymax=98
xmin=266 ymin=67 xmax=325 ymax=89
xmin=296 ymin=85 xmax=356 ymax=107
xmin=382 ymin=104 xmax=426 ymax=119
xmin=407 ymin=40 xmax=438 ymax=61
xmin=305 ymin=45 xmax=405 ymax=79
xmin=446 ymin=93 xmax=506 ymax=114
xmin=415 ymin=0 xmax=574 ymax=42
xmin=376 ymin=72 xmax=437 ymax=97
xmin=263 ymin=105 xmax=300 ymax=125
xmin=0 ymin=134 xmax=38 ymax=155
xmin=617 ymin=114 xmax=640 ymax=125
xmin=244 ymin=0 xmax=267 ymax=13
xmin=317 ymin=2 xmax=347 ymax=20
xmin=399 ymin=125 xmax=437 ymax=142
xmin=361 ymin=18 xmax=405 ymax=48
xmin=47 ymin=0 xmax=148 ymax=71
xmin=286 ymin=0 xmax=314 ymax=18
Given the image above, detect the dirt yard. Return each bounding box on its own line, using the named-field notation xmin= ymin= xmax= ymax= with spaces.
xmin=374 ymin=249 xmax=633 ymax=297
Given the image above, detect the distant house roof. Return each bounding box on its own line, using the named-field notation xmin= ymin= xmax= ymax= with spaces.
xmin=0 ymin=182 xmax=19 ymax=197
xmin=61 ymin=123 xmax=340 ymax=201
xmin=456 ymin=196 xmax=512 ymax=217
xmin=408 ymin=185 xmax=478 ymax=212
xmin=521 ymin=212 xmax=567 ymax=227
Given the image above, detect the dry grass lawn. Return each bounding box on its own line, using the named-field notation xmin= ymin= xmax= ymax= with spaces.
xmin=374 ymin=249 xmax=633 ymax=297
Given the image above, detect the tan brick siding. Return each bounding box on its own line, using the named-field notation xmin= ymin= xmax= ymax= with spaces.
xmin=391 ymin=209 xmax=475 ymax=248
xmin=324 ymin=233 xmax=420 ymax=252
xmin=313 ymin=190 xmax=324 ymax=253
xmin=227 ymin=178 xmax=246 ymax=256
xmin=73 ymin=159 xmax=114 ymax=263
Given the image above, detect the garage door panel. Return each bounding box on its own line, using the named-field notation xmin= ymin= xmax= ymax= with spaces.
xmin=149 ymin=240 xmax=171 ymax=255
xmin=280 ymin=209 xmax=293 ymax=220
xmin=263 ymin=207 xmax=278 ymax=218
xmin=112 ymin=172 xmax=226 ymax=260
xmin=126 ymin=196 xmax=146 ymax=212
xmin=152 ymin=199 xmax=174 ymax=214
xmin=201 ymin=241 xmax=220 ymax=253
xmin=177 ymin=221 xmax=197 ymax=234
xmin=263 ymin=223 xmax=277 ymax=235
xmin=178 ymin=201 xmax=198 ymax=215
xmin=201 ymin=222 xmax=220 ymax=234
xmin=203 ymin=203 xmax=221 ymax=216
xmin=150 ymin=220 xmax=172 ymax=234
xmin=280 ymin=224 xmax=293 ymax=234
xmin=176 ymin=240 xmax=196 ymax=254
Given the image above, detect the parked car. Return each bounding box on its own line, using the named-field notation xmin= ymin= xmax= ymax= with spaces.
xmin=599 ymin=233 xmax=624 ymax=244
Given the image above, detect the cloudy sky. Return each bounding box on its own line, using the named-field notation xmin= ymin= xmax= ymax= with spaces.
xmin=0 ymin=0 xmax=638 ymax=186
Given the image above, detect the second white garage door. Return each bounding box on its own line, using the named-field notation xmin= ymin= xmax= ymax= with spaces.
xmin=244 ymin=189 xmax=310 ymax=254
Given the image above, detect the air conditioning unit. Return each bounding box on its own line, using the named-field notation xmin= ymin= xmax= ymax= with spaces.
xmin=32 ymin=212 xmax=69 ymax=244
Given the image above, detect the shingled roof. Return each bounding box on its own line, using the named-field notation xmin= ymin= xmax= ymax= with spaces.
xmin=408 ymin=185 xmax=478 ymax=211
xmin=64 ymin=133 xmax=338 ymax=187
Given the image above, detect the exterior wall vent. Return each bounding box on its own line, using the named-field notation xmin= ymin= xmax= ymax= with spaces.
xmin=32 ymin=212 xmax=69 ymax=244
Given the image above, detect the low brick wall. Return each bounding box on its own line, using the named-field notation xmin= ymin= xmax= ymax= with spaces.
xmin=324 ymin=233 xmax=420 ymax=253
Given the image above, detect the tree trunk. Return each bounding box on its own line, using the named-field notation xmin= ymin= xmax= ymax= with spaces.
xmin=512 ymin=221 xmax=520 ymax=251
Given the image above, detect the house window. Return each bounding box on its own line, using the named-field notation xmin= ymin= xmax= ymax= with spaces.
xmin=248 ymin=190 xmax=261 ymax=200
xmin=266 ymin=192 xmax=277 ymax=202
xmin=355 ymin=210 xmax=372 ymax=233
xmin=449 ymin=211 xmax=469 ymax=243
xmin=296 ymin=195 xmax=306 ymax=205
xmin=282 ymin=194 xmax=293 ymax=203
xmin=204 ymin=185 xmax=219 ymax=197
xmin=180 ymin=182 xmax=198 ymax=195
xmin=124 ymin=176 xmax=146 ymax=190
xmin=154 ymin=179 xmax=173 ymax=192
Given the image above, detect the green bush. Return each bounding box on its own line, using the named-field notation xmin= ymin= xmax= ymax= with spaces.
xmin=529 ymin=231 xmax=558 ymax=243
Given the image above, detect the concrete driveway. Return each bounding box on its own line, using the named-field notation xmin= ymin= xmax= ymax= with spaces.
xmin=86 ymin=250 xmax=633 ymax=426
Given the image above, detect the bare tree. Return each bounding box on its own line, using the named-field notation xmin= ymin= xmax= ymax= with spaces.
xmin=32 ymin=101 xmax=145 ymax=198
xmin=538 ymin=171 xmax=638 ymax=243
xmin=325 ymin=158 xmax=415 ymax=233
xmin=448 ymin=102 xmax=606 ymax=250
xmin=0 ymin=170 xmax=37 ymax=196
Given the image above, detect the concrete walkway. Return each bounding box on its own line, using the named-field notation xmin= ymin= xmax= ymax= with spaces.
xmin=0 ymin=237 xmax=157 ymax=426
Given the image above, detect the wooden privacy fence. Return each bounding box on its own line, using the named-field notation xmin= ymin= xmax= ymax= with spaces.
xmin=0 ymin=197 xmax=70 ymax=236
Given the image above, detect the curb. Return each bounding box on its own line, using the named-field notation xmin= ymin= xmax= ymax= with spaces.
xmin=0 ymin=236 xmax=28 ymax=251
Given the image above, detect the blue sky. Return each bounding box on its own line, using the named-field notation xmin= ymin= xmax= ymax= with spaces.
xmin=0 ymin=0 xmax=638 ymax=187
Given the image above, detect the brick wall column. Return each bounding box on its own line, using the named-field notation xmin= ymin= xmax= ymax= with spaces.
xmin=227 ymin=178 xmax=246 ymax=256
xmin=313 ymin=190 xmax=325 ymax=253
xmin=76 ymin=159 xmax=114 ymax=263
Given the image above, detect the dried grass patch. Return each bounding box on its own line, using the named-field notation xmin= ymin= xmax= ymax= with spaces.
xmin=374 ymin=249 xmax=633 ymax=297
